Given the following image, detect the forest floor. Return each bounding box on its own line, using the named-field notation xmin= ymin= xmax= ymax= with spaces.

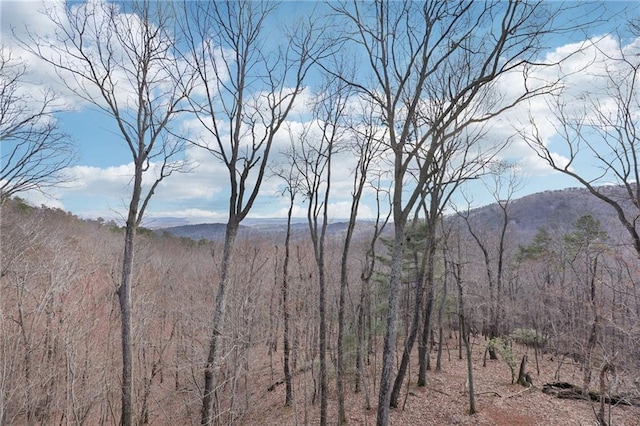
xmin=239 ymin=336 xmax=640 ymax=425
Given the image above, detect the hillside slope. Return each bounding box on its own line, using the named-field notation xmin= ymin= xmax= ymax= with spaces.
xmin=460 ymin=185 xmax=634 ymax=241
xmin=158 ymin=185 xmax=635 ymax=246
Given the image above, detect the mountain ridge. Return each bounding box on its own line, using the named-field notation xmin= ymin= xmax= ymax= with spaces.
xmin=156 ymin=185 xmax=635 ymax=244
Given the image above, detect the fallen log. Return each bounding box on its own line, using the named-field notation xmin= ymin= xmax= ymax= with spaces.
xmin=475 ymin=391 xmax=502 ymax=397
xmin=542 ymin=382 xmax=640 ymax=407
xmin=267 ymin=363 xmax=315 ymax=392
xmin=267 ymin=380 xmax=284 ymax=392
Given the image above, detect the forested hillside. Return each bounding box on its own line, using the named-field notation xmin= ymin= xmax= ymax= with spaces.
xmin=458 ymin=185 xmax=638 ymax=241
xmin=158 ymin=185 xmax=635 ymax=244
xmin=3 ymin=1 xmax=640 ymax=425
xmin=2 ymin=189 xmax=639 ymax=425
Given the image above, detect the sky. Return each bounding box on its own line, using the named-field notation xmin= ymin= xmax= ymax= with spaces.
xmin=1 ymin=1 xmax=638 ymax=226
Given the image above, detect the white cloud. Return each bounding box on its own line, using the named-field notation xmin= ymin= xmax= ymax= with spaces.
xmin=480 ymin=33 xmax=640 ymax=182
xmin=3 ymin=0 xmax=194 ymax=118
xmin=515 ymin=152 xmax=569 ymax=176
xmin=144 ymin=208 xmax=228 ymax=224
xmin=62 ymin=151 xmax=226 ymax=200
xmin=1 ymin=1 xmax=64 ymax=43
xmin=6 ymin=2 xmax=638 ymax=222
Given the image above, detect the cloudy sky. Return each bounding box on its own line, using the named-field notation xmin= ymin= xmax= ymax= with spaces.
xmin=1 ymin=1 xmax=638 ymax=226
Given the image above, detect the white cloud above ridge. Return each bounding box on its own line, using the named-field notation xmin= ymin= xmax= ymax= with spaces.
xmin=480 ymin=33 xmax=640 ymax=181
xmin=6 ymin=0 xmax=639 ymax=220
xmin=144 ymin=207 xmax=228 ymax=224
xmin=3 ymin=0 xmax=195 ymax=117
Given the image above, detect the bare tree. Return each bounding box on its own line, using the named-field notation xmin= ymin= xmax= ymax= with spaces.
xmin=563 ymin=214 xmax=608 ymax=393
xmin=23 ymin=2 xmax=192 ymax=424
xmin=355 ymin=171 xmax=392 ymax=410
xmin=286 ymin=71 xmax=352 ymax=425
xmin=335 ymin=97 xmax=386 ymax=423
xmin=453 ymin=257 xmax=476 ymax=415
xmin=412 ymin=55 xmax=512 ymax=383
xmin=326 ymin=2 xmax=566 ymax=423
xmin=456 ymin=162 xmax=522 ymax=358
xmin=179 ymin=2 xmax=322 ymax=424
xmin=410 ymin=121 xmax=500 ymax=392
xmin=523 ymin=29 xmax=640 ymax=257
xmin=281 ymin=183 xmax=296 ymax=409
xmin=0 ymin=46 xmax=75 ymax=202
xmin=272 ymin=137 xmax=306 ymax=407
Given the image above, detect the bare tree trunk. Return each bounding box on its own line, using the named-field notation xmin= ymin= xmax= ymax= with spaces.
xmin=202 ymin=223 xmax=238 ymax=426
xmin=355 ymin=281 xmax=366 ymax=395
xmin=355 ymin=191 xmax=387 ymax=409
xmin=355 ymin=274 xmax=372 ymax=410
xmin=16 ymin=290 xmax=34 ymax=425
xmin=455 ymin=261 xmax=476 ymax=415
xmin=390 ymin=243 xmax=425 ymax=407
xmin=417 ymin=230 xmax=438 ymax=385
xmin=582 ymin=260 xmax=599 ymax=395
xmin=336 ymin=167 xmax=370 ymax=423
xmin=282 ymin=202 xmax=294 ymax=406
xmin=336 ymin=225 xmax=357 ymax=423
xmin=435 ymin=269 xmax=448 ymax=372
xmin=597 ymin=363 xmax=614 ymax=426
xmin=118 ymin=225 xmax=135 ymax=426
xmin=461 ymin=319 xmax=476 ymax=415
xmin=377 ymin=222 xmax=405 ymax=426
xmin=516 ymin=355 xmax=531 ymax=387
xmin=118 ymin=168 xmax=143 ymax=426
xmin=318 ymin=264 xmax=328 ymax=426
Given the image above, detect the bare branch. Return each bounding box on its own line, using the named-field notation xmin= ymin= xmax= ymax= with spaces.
xmin=0 ymin=46 xmax=76 ymax=202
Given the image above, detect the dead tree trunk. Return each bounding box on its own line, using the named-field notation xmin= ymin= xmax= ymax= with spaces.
xmin=455 ymin=261 xmax=476 ymax=415
xmin=390 ymin=248 xmax=425 ymax=408
xmin=282 ymin=197 xmax=295 ymax=406
xmin=597 ymin=363 xmax=614 ymax=426
xmin=517 ymin=355 xmax=532 ymax=387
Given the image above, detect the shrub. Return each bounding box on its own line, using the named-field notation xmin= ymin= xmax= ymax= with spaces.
xmin=487 ymin=337 xmax=517 ymax=384
xmin=510 ymin=328 xmax=547 ymax=348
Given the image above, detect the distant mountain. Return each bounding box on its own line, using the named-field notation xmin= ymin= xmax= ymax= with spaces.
xmin=156 ymin=185 xmax=636 ymax=246
xmin=456 ymin=185 xmax=635 ymax=244
xmin=156 ymin=223 xmax=243 ymax=241
xmin=157 ymin=219 xmax=377 ymax=242
xmin=142 ymin=217 xmax=191 ymax=228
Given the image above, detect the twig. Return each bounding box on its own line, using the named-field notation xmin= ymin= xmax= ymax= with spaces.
xmin=476 ymin=391 xmax=503 ymax=397
xmin=507 ymin=387 xmax=534 ymax=399
xmin=426 ymin=387 xmax=452 ymax=397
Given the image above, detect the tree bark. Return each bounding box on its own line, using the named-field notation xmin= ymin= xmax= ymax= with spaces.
xmin=118 ymin=168 xmax=143 ymax=426
xmin=517 ymin=355 xmax=531 ymax=387
xmin=435 ymin=270 xmax=448 ymax=372
xmin=418 ymin=235 xmax=437 ymax=386
xmin=390 ymin=242 xmax=425 ymax=407
xmin=377 ymin=222 xmax=405 ymax=426
xmin=282 ymin=201 xmax=294 ymax=406
xmin=201 ymin=222 xmax=238 ymax=426
xmin=118 ymin=229 xmax=134 ymax=426
xmin=455 ymin=261 xmax=476 ymax=415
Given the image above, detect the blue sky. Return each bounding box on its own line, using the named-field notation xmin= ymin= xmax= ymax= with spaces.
xmin=1 ymin=1 xmax=638 ymax=226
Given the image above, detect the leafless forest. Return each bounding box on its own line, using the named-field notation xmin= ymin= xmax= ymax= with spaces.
xmin=2 ymin=188 xmax=640 ymax=425
xmin=2 ymin=1 xmax=640 ymax=425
